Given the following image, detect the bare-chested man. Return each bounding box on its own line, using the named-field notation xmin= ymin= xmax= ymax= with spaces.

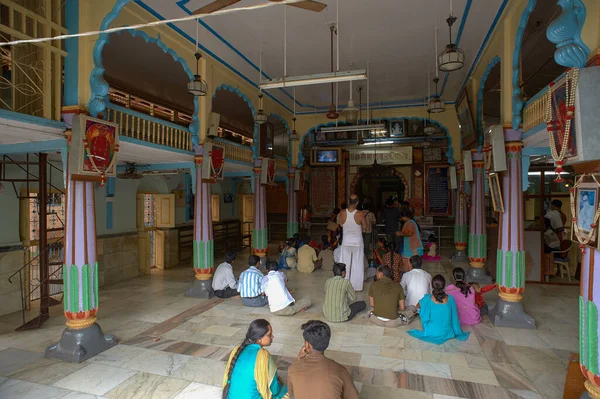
xmin=337 ymin=194 xmax=368 ymax=291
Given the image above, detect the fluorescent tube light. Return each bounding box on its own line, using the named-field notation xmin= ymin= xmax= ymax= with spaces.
xmin=362 ymin=140 xmax=394 ymax=146
xmin=259 ymin=70 xmax=367 ymax=90
xmin=320 ymin=124 xmax=385 ymax=133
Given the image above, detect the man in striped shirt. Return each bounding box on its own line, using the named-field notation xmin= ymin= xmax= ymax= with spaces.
xmin=323 ymin=263 xmax=366 ymax=322
xmin=238 ymin=255 xmax=268 ymax=307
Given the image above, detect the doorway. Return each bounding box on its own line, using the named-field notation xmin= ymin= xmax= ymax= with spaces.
xmin=136 ymin=193 xmax=175 ymax=273
xmin=356 ymin=172 xmax=405 ymax=214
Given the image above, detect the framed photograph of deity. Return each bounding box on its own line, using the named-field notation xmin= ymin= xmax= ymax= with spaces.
xmin=69 ymin=115 xmax=119 ymax=182
xmin=389 ymin=120 xmax=406 ymax=137
xmin=549 ymin=73 xmax=578 ymax=160
xmin=406 ymin=119 xmax=425 ymax=137
xmin=456 ymin=88 xmax=477 ymax=151
xmin=201 ymin=143 xmax=225 ymax=181
xmin=488 ymin=173 xmax=504 ymax=213
xmin=572 ymin=180 xmax=599 ymax=248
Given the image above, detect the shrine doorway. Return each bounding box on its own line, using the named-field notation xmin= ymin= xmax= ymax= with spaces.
xmin=352 ymin=168 xmax=408 ymax=215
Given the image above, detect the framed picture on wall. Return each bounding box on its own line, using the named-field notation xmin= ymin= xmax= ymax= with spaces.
xmin=572 ymin=180 xmax=599 ymax=248
xmin=488 ymin=173 xmax=504 ymax=213
xmin=389 ymin=120 xmax=406 ymax=137
xmin=456 ymin=88 xmax=477 ymax=151
xmin=406 ymin=119 xmax=425 ymax=137
xmin=224 ymin=193 xmax=234 ymax=203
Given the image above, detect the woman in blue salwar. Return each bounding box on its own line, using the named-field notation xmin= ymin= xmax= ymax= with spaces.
xmin=407 ymin=274 xmax=470 ymax=345
xmin=222 ymin=319 xmax=288 ymax=399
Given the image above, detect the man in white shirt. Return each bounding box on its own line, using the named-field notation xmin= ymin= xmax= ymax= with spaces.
xmin=262 ymin=261 xmax=311 ymax=316
xmin=400 ymin=255 xmax=432 ymax=308
xmin=212 ymin=251 xmax=239 ymax=298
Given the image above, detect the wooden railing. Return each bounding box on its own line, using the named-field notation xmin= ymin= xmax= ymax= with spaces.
xmin=105 ymin=104 xmax=193 ymax=151
xmin=275 ymin=156 xmax=288 ymax=171
xmin=213 ymin=138 xmax=253 ymax=164
xmin=522 ymin=72 xmax=566 ymax=133
xmin=108 ymin=87 xmax=192 ymax=126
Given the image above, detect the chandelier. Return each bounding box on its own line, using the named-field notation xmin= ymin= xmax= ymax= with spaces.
xmin=438 ymin=2 xmax=465 ymax=72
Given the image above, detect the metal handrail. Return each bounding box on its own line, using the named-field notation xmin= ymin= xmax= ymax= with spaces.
xmin=8 ymin=238 xmax=64 ymax=283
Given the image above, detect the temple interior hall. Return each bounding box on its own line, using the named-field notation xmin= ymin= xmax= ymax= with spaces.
xmin=0 ymin=0 xmax=599 ymax=398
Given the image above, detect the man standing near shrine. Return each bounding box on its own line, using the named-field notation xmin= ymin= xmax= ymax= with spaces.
xmin=338 ymin=194 xmax=367 ymax=291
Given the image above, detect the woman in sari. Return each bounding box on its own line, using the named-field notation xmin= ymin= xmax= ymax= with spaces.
xmin=374 ymin=237 xmax=389 ymax=266
xmin=222 ymin=319 xmax=288 ymax=399
xmin=327 ymin=208 xmax=341 ymax=249
xmin=380 ymin=239 xmax=402 ymax=283
xmin=408 ymin=275 xmax=470 ymax=345
xmin=278 ymin=238 xmax=297 ymax=270
xmin=445 ymin=267 xmax=481 ymax=325
xmin=396 ymin=209 xmax=424 ymax=271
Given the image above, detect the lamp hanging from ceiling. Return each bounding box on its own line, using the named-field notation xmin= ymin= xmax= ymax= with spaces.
xmin=326 ymin=24 xmax=339 ymax=120
xmin=428 ymin=27 xmax=446 ymax=113
xmin=438 ymin=0 xmax=465 ymax=72
xmin=290 ymin=88 xmax=300 ymax=141
xmin=188 ymin=19 xmax=208 ymax=96
xmin=255 ymin=93 xmax=268 ymax=125
xmin=344 ymin=79 xmax=358 ymax=124
xmin=356 ymin=86 xmax=364 ymax=145
xmin=424 ymin=71 xmax=437 ymax=135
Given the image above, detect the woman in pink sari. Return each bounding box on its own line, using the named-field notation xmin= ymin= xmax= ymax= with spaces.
xmin=445 ymin=267 xmax=480 ymax=325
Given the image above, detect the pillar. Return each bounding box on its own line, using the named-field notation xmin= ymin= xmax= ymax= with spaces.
xmin=580 ymin=247 xmax=600 ymax=399
xmin=46 ymin=178 xmax=116 ymax=363
xmin=453 ymin=163 xmax=469 ymax=262
xmin=253 ymin=160 xmax=268 ymax=257
xmin=185 ymin=151 xmax=215 ymax=298
xmin=489 ymin=131 xmax=535 ymax=328
xmin=287 ymin=168 xmax=298 ymax=238
xmin=467 ymin=152 xmax=492 ymax=284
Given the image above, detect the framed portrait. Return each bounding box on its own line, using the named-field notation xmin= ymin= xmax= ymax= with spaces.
xmin=69 ymin=115 xmax=119 ymax=181
xmin=456 ymin=88 xmax=477 ymax=151
xmin=389 ymin=120 xmax=406 ymax=137
xmin=315 ymin=132 xmax=327 ymax=142
xmin=224 ymin=193 xmax=234 ymax=203
xmin=488 ymin=173 xmax=504 ymax=212
xmin=406 ymin=119 xmax=425 ymax=137
xmin=573 ymin=181 xmax=599 ymax=248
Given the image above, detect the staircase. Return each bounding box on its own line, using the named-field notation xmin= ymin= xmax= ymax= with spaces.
xmin=2 ymin=153 xmax=65 ymax=331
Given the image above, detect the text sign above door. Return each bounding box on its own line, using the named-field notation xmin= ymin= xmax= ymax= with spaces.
xmin=348 ymin=147 xmax=412 ymax=166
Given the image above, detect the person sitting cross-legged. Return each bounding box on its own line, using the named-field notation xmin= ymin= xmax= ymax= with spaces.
xmin=212 ymin=251 xmax=240 ymax=298
xmin=298 ymin=235 xmax=323 ymax=273
xmin=262 ymin=261 xmax=311 ymax=316
xmin=238 ymin=255 xmax=268 ymax=307
xmin=323 ymin=263 xmax=367 ymax=323
xmin=288 ymin=320 xmax=359 ymax=399
xmin=368 ymin=265 xmax=416 ymax=327
xmin=400 ymin=255 xmax=432 ymax=308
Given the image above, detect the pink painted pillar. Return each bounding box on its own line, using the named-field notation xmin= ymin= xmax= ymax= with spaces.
xmin=185 ymin=147 xmax=215 ymax=298
xmin=453 ymin=163 xmax=468 ymax=261
xmin=253 ymin=159 xmax=268 ymax=257
xmin=287 ymin=168 xmax=298 ymax=238
xmin=46 ymin=174 xmax=116 ymax=362
xmin=467 ymin=152 xmax=492 ymax=284
xmin=489 ymin=130 xmax=534 ymax=328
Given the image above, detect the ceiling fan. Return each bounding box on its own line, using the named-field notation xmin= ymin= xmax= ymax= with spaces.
xmin=193 ymin=0 xmax=327 ymax=15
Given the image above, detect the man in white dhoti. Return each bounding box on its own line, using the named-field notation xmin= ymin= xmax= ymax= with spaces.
xmin=338 ymin=194 xmax=367 ymax=291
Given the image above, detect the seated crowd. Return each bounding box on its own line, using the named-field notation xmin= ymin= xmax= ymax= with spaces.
xmin=213 ymin=220 xmax=497 ymax=398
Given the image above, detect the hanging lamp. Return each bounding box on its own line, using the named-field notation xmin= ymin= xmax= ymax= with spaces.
xmin=326 ymin=24 xmax=339 ymax=120
xmin=290 ymin=88 xmax=300 ymax=141
xmin=438 ymin=0 xmax=465 ymax=72
xmin=428 ymin=27 xmax=446 ymax=113
xmin=255 ymin=93 xmax=268 ymax=125
xmin=356 ymin=86 xmax=364 ymax=145
xmin=424 ymin=71 xmax=437 ymax=135
xmin=188 ymin=20 xmax=208 ymax=96
xmin=344 ymin=80 xmax=358 ymax=124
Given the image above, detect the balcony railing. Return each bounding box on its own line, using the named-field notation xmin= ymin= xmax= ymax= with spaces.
xmin=105 ymin=104 xmax=192 ymax=151
xmin=275 ymin=156 xmax=288 ymax=171
xmin=108 ymin=87 xmax=192 ymax=126
xmin=213 ymin=137 xmax=253 ymax=164
xmin=522 ymin=72 xmax=566 ymax=133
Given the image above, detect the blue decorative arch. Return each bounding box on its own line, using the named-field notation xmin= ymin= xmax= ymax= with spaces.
xmin=297 ymin=117 xmax=455 ymax=168
xmin=546 ymin=0 xmax=589 ymax=68
xmin=212 ymin=84 xmax=259 ymax=159
xmin=512 ymin=0 xmax=537 ymax=129
xmin=477 ymin=56 xmax=501 ymax=149
xmin=88 ymin=0 xmax=200 ymax=145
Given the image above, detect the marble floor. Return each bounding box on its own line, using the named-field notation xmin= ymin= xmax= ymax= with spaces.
xmin=0 ymin=252 xmax=578 ymax=399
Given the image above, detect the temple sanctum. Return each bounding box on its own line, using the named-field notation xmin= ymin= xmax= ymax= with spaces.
xmin=0 ymin=0 xmax=599 ymax=398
